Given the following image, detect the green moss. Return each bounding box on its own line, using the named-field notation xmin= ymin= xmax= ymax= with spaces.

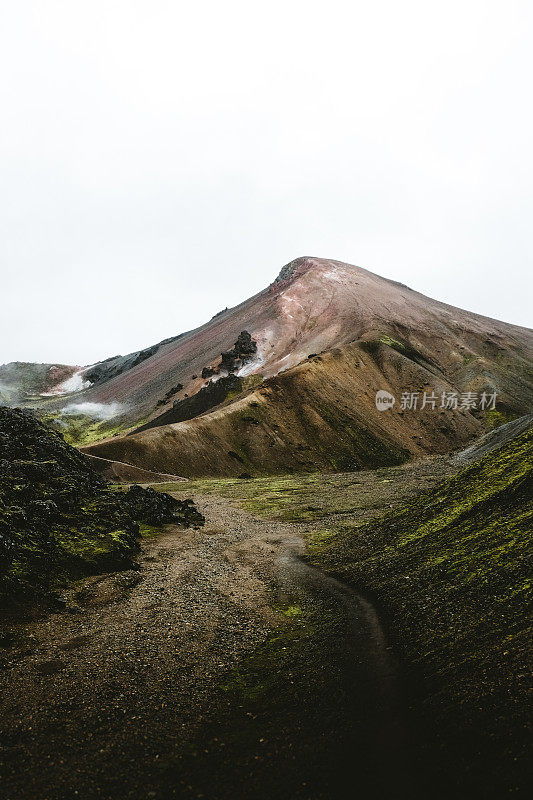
xmin=310 ymin=427 xmax=532 ymax=796
xmin=360 ymin=335 xmax=433 ymax=371
xmin=137 ymin=522 xmax=164 ymax=538
xmin=277 ymin=604 xmax=303 ymax=617
xmin=153 ymin=474 xmax=358 ymax=521
xmin=378 ymin=334 xmax=407 ymax=352
xmin=484 ymin=408 xmax=520 ymax=431
xmin=305 ymin=528 xmax=337 ymax=559
xmin=154 ymin=462 xmax=434 ymax=523
xmin=42 ymin=413 xmax=150 ymax=447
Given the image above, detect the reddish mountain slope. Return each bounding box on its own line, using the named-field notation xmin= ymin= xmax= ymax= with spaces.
xmin=80 ymin=257 xmax=532 ymax=477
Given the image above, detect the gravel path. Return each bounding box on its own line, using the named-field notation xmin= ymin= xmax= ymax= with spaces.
xmin=0 ymin=495 xmax=407 ymax=800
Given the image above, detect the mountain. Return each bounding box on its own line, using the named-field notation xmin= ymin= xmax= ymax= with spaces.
xmin=0 ymin=362 xmax=82 ymax=404
xmin=3 ymin=257 xmax=532 ymax=477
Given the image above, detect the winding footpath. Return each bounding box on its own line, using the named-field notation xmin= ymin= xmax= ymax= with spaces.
xmin=0 ymin=494 xmax=416 ymax=800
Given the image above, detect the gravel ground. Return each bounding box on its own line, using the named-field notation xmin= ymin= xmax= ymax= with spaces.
xmin=0 ymin=496 xmax=296 ymax=798
xmin=0 ymin=488 xmax=423 ymax=800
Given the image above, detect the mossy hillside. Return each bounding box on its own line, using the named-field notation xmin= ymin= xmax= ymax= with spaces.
xmin=3 ymin=499 xmax=141 ymax=599
xmin=0 ymin=407 xmax=202 ymax=603
xmin=484 ymin=407 xmax=520 ymax=431
xmin=311 ymin=427 xmax=532 ymax=798
xmin=0 ymin=476 xmax=140 ymax=602
xmin=161 ymin=441 xmax=531 ymax=797
xmin=43 ymin=412 xmax=149 ymax=447
xmin=314 ymin=428 xmax=532 ymax=610
xmin=2 ymin=484 xmax=203 ymax=602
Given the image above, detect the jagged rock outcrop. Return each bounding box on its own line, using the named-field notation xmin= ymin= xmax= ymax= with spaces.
xmin=84 ymin=345 xmax=159 ymax=386
xmin=220 ymin=331 xmax=257 ymax=373
xmin=272 ymin=258 xmax=301 ymax=285
xmin=132 ymin=333 xmax=257 ymax=433
xmin=122 ymin=485 xmax=204 ymax=527
xmin=199 ymin=331 xmax=257 ymax=382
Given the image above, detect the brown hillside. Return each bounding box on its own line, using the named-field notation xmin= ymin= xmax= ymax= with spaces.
xmin=83 ymin=258 xmax=532 ymax=476
xmin=84 ymin=338 xmax=524 ymax=478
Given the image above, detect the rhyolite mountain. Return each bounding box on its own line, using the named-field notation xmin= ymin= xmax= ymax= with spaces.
xmin=2 ymin=257 xmax=532 ymax=477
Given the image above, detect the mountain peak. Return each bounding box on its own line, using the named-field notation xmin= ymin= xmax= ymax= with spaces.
xmin=272 ymin=256 xmax=339 ymax=285
xmin=273 ymin=257 xmax=311 ymax=285
xmin=272 ymin=257 xmax=368 ymax=288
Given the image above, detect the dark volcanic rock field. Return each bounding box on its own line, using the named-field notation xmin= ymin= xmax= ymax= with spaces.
xmin=0 ymin=407 xmax=203 ymax=605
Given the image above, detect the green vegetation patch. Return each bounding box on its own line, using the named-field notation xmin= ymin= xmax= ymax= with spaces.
xmin=484 ymin=407 xmax=520 ymax=431
xmin=157 ymin=460 xmax=447 ymax=524
xmin=154 ymin=473 xmax=364 ymax=521
xmin=310 ymin=426 xmax=533 ymax=798
xmin=43 ymin=413 xmax=147 ymax=447
xmin=1 ymin=489 xmax=141 ymax=601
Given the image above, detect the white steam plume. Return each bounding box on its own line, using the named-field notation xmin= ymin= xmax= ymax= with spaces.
xmin=62 ymin=401 xmax=123 ymax=420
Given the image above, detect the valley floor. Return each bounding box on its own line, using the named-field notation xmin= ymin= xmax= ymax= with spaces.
xmin=0 ymin=459 xmax=451 ymax=800
xmin=1 ymin=447 xmax=529 ymax=800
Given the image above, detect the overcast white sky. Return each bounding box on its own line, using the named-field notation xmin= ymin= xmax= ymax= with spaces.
xmin=1 ymin=1 xmax=532 ymax=365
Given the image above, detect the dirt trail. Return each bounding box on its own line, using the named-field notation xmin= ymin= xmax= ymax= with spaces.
xmin=0 ymin=495 xmax=414 ymax=800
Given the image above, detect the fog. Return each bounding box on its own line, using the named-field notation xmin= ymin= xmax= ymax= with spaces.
xmin=1 ymin=1 xmax=532 ymax=366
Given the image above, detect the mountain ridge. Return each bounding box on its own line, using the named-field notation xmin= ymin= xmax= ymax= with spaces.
xmin=2 ymin=257 xmax=532 ymax=476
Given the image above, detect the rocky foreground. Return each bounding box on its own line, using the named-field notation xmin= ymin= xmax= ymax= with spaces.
xmin=0 ymin=413 xmax=531 ymax=798
xmin=0 ymin=407 xmax=203 ymax=605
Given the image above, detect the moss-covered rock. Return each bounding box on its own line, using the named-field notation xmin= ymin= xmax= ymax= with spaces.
xmin=0 ymin=407 xmax=203 ymax=604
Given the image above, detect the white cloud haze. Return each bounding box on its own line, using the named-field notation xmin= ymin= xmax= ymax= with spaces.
xmin=1 ymin=0 xmax=532 ymax=365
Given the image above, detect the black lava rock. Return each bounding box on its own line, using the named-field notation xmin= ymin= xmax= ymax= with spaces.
xmin=122 ymin=485 xmax=205 ymax=527
xmin=0 ymin=406 xmax=204 ymax=602
xmin=220 ymin=331 xmax=257 ymax=374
